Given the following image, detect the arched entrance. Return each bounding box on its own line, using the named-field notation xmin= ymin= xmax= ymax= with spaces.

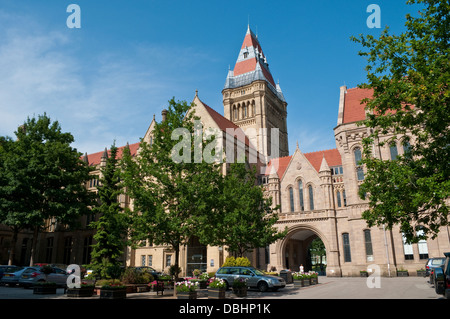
xmin=280 ymin=226 xmax=327 ymax=273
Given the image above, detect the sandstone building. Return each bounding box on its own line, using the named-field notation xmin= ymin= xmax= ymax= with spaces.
xmin=2 ymin=26 xmax=449 ymax=277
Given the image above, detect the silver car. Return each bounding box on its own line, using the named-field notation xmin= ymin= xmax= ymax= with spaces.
xmin=0 ymin=266 xmax=28 ymax=286
xmin=19 ymin=266 xmax=69 ymax=288
xmin=215 ymin=266 xmax=286 ymax=292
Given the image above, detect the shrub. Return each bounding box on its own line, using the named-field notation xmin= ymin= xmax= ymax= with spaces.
xmin=222 ymin=256 xmax=251 ymax=267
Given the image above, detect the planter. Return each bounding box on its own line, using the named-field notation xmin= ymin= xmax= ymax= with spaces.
xmin=416 ymin=270 xmax=426 ymax=277
xmin=100 ymin=288 xmax=127 ymax=299
xmin=66 ymin=286 xmax=95 ymax=297
xmin=198 ymin=281 xmax=208 ymax=289
xmin=208 ymin=288 xmax=226 ymax=299
xmin=293 ymin=280 xmax=303 ymax=288
xmin=302 ymin=278 xmax=311 ymax=287
xmin=232 ymin=286 xmax=248 ymax=297
xmin=360 ymin=272 xmax=369 ymax=277
xmin=33 ymin=285 xmax=57 ymax=295
xmin=397 ymin=271 xmax=409 ymax=277
xmin=177 ymin=291 xmax=198 ymax=299
xmin=310 ymin=276 xmax=318 ymax=285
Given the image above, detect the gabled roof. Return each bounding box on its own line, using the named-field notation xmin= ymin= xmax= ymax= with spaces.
xmin=83 ymin=142 xmax=140 ymax=167
xmin=264 ymin=148 xmax=342 ymax=179
xmin=264 ymin=155 xmax=293 ymax=179
xmin=194 ymin=96 xmax=255 ymax=151
xmin=303 ymin=149 xmax=342 ymax=172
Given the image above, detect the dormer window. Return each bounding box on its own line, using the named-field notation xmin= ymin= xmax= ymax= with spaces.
xmin=243 ymin=51 xmax=249 ymax=59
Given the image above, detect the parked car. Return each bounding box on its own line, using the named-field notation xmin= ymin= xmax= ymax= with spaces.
xmin=426 ymin=257 xmax=446 ymax=285
xmin=0 ymin=267 xmax=29 ymax=286
xmin=433 ymin=252 xmax=450 ymax=299
xmin=215 ymin=266 xmax=286 ymax=292
xmin=132 ymin=266 xmax=162 ymax=280
xmin=19 ymin=266 xmax=69 ymax=288
xmin=0 ymin=266 xmax=22 ymax=281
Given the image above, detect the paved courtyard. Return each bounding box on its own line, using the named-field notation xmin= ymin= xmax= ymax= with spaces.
xmin=0 ymin=275 xmax=441 ymax=300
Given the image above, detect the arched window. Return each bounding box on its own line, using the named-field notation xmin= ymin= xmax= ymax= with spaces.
xmin=252 ymin=101 xmax=255 ymax=116
xmin=289 ymin=187 xmax=294 ymax=212
xmin=233 ymin=105 xmax=237 ymax=120
xmin=390 ymin=143 xmax=398 ymax=160
xmin=336 ymin=191 xmax=342 ymax=207
xmin=342 ymin=233 xmax=351 ymax=262
xmin=364 ymin=229 xmax=374 ymax=261
xmin=298 ymin=180 xmax=304 ymax=211
xmin=308 ymin=185 xmax=314 ymax=210
xmin=243 ymin=104 xmax=248 ymax=118
xmin=354 ymin=147 xmax=364 ymax=181
xmin=402 ymin=141 xmax=412 ymax=157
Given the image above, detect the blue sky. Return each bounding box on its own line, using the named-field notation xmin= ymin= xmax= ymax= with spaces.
xmin=0 ymin=0 xmax=417 ymax=155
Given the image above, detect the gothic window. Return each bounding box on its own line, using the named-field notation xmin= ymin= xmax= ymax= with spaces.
xmin=252 ymin=101 xmax=255 ymax=116
xmin=364 ymin=229 xmax=374 ymax=262
xmin=390 ymin=143 xmax=398 ymax=160
xmin=243 ymin=104 xmax=248 ymax=118
xmin=289 ymin=187 xmax=294 ymax=212
xmin=402 ymin=141 xmax=412 ymax=157
xmin=233 ymin=105 xmax=238 ymax=120
xmin=342 ymin=233 xmax=351 ymax=262
xmin=336 ymin=191 xmax=342 ymax=207
xmin=308 ymin=185 xmax=314 ymax=210
xmin=298 ymin=180 xmax=304 ymax=211
xmin=354 ymin=147 xmax=364 ymax=181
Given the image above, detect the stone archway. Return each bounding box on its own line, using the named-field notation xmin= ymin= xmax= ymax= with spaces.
xmin=273 ymin=224 xmax=336 ymax=274
xmin=282 ymin=228 xmax=320 ymax=272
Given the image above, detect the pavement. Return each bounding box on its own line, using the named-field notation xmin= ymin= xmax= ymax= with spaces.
xmin=0 ymin=276 xmax=443 ymax=300
xmin=0 ymin=275 xmax=442 ymax=300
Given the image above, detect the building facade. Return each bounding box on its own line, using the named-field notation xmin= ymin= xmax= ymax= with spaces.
xmin=2 ymin=26 xmax=449 ymax=277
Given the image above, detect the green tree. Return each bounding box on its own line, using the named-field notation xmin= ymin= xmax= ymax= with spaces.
xmin=352 ymin=0 xmax=450 ymax=243
xmin=208 ymin=162 xmax=287 ymax=257
xmin=121 ymin=98 xmax=222 ymax=280
xmin=90 ymin=143 xmax=128 ymax=279
xmin=0 ymin=114 xmax=95 ymax=265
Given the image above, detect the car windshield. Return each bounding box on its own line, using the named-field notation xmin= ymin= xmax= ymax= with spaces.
xmin=251 ymin=268 xmax=265 ymax=276
xmin=431 ymin=259 xmax=445 ymax=265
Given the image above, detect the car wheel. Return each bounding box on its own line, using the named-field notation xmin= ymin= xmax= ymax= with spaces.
xmin=257 ymin=281 xmax=269 ymax=292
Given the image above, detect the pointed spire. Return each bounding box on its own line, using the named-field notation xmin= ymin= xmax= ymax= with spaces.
xmin=319 ymin=154 xmax=330 ymax=173
xmin=83 ymin=152 xmax=89 ymax=164
xmin=101 ymin=147 xmax=108 ymax=159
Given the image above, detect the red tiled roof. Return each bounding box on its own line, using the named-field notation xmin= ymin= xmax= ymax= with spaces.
xmin=83 ymin=142 xmax=140 ymax=167
xmin=200 ymin=100 xmax=256 ymax=151
xmin=264 ymin=155 xmax=292 ymax=179
xmin=241 ymin=30 xmax=263 ymax=53
xmin=342 ymin=88 xmax=373 ymax=124
xmin=303 ymin=149 xmax=342 ymax=172
xmin=265 ymin=148 xmax=342 ymax=179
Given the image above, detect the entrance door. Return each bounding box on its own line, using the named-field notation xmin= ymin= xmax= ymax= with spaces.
xmin=186 ymin=237 xmax=207 ymax=276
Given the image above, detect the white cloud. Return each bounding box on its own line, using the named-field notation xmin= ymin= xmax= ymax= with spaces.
xmin=0 ymin=10 xmax=210 ymax=155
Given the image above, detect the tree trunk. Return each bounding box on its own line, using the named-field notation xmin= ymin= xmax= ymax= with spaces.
xmin=29 ymin=226 xmax=39 ymax=266
xmin=8 ymin=227 xmax=19 ymax=265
